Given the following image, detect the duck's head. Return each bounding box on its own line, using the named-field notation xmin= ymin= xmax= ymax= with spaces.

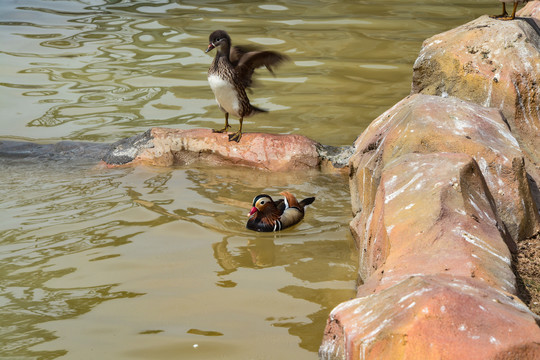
xmin=206 ymin=30 xmax=231 ymax=53
xmin=248 ymin=194 xmax=274 ymax=218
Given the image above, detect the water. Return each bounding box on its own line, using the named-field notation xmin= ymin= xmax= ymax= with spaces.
xmin=0 ymin=1 xmax=496 ymax=359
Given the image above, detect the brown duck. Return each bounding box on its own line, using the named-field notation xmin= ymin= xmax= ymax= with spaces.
xmin=491 ymin=1 xmax=527 ymax=20
xmin=205 ymin=30 xmax=289 ymax=142
xmin=247 ymin=191 xmax=315 ymax=232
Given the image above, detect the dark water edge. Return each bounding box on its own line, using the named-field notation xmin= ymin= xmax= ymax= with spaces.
xmin=0 ymin=139 xmax=110 ymax=164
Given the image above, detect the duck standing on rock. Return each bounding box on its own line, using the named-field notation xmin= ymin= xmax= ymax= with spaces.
xmin=205 ymin=30 xmax=289 ymax=142
xmin=247 ymin=191 xmax=315 ymax=232
xmin=491 ymin=1 xmax=527 ymax=20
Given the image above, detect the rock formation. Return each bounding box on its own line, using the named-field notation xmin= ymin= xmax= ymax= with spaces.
xmin=321 ymin=3 xmax=540 ymax=359
xmin=411 ymin=5 xmax=540 ymax=186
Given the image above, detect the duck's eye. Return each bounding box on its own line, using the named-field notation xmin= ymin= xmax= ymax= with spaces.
xmin=260 ymin=200 xmax=265 ymax=205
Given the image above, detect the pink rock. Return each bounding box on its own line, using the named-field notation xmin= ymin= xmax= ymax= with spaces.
xmin=354 ymin=152 xmax=514 ymax=292
xmin=320 ymin=275 xmax=540 ymax=360
xmin=349 ymin=94 xmax=540 ymax=244
xmin=518 ymin=0 xmax=540 ymax=18
xmin=110 ymin=128 xmax=321 ymax=172
xmin=329 ymin=94 xmax=540 ymax=359
xmin=102 ymin=127 xmax=355 ymax=172
xmin=411 ymin=8 xmax=540 ymax=185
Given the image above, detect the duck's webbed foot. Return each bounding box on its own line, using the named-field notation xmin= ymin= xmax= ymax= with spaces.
xmin=497 ymin=15 xmax=516 ymax=20
xmin=213 ymin=113 xmax=231 ymax=133
xmin=227 ymin=117 xmax=243 ymax=142
xmin=491 ymin=2 xmax=517 ymax=20
xmin=490 ymin=3 xmax=507 ymax=18
xmin=212 ymin=125 xmax=231 ymax=133
xmin=228 ymin=130 xmax=242 ymax=142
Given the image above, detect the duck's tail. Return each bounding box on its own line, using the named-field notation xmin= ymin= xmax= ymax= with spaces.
xmin=299 ymin=197 xmax=315 ymax=209
xmin=250 ymin=104 xmax=268 ymax=115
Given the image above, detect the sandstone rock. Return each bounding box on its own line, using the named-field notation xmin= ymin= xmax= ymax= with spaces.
xmin=410 ymin=9 xmax=540 ymax=187
xmin=354 ymin=152 xmax=515 ymax=291
xmin=349 ymin=94 xmax=539 ymax=246
xmin=519 ymin=0 xmax=540 ymax=19
xmin=320 ymin=275 xmax=540 ymax=360
xmin=102 ymin=127 xmax=354 ymax=172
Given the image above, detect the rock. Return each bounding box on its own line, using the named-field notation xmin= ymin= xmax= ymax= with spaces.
xmin=320 ymin=275 xmax=540 ymax=360
xmin=352 ymin=152 xmax=515 ymax=290
xmin=102 ymin=127 xmax=354 ymax=172
xmin=519 ymin=0 xmax=540 ymax=19
xmin=101 ymin=129 xmax=153 ymax=165
xmin=317 ymin=143 xmax=356 ymax=169
xmin=330 ymin=94 xmax=540 ymax=359
xmin=349 ymin=94 xmax=540 ymax=246
xmin=410 ymin=9 xmax=540 ymax=187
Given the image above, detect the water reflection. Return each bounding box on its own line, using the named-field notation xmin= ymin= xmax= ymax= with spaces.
xmin=212 ymin=236 xmax=356 ymax=353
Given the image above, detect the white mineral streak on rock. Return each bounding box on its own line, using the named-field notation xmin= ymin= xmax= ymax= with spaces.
xmin=454 ymin=228 xmax=511 ymax=265
xmin=385 ymin=173 xmax=423 ymax=204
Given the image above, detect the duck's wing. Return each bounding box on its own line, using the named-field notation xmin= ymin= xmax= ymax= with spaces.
xmin=274 ymin=199 xmax=286 ymax=214
xmin=279 ymin=207 xmax=304 ymax=229
xmin=235 ymin=50 xmax=289 ymax=89
xmin=229 ymin=45 xmax=260 ymax=66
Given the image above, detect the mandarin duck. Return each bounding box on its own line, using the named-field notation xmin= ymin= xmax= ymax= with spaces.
xmin=491 ymin=1 xmax=527 ymax=20
xmin=205 ymin=30 xmax=289 ymax=142
xmin=247 ymin=191 xmax=315 ymax=232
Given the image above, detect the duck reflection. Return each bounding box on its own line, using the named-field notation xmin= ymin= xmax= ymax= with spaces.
xmin=212 ymin=236 xmax=356 ymax=281
xmin=212 ymin=235 xmax=357 ymax=352
xmin=213 ymin=237 xmax=277 ymax=275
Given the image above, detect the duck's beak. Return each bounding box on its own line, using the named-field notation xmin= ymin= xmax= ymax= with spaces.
xmin=205 ymin=43 xmax=215 ymax=53
xmin=248 ymin=207 xmax=258 ymax=217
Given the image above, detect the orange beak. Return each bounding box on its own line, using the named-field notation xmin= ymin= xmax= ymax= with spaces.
xmin=205 ymin=43 xmax=215 ymax=53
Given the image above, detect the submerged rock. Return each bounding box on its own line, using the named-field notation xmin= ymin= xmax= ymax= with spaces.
xmin=0 ymin=139 xmax=109 ymax=163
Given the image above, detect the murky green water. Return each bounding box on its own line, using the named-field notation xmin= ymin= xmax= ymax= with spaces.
xmin=1 ymin=0 xmax=496 ymax=358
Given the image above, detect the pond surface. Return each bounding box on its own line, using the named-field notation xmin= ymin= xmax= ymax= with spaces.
xmin=1 ymin=0 xmax=495 ymax=359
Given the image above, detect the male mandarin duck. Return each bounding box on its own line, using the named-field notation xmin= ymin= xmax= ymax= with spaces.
xmin=246 ymin=191 xmax=315 ymax=232
xmin=205 ymin=30 xmax=289 ymax=142
xmin=491 ymin=1 xmax=527 ymax=20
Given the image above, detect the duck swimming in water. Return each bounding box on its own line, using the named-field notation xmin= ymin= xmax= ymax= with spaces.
xmin=247 ymin=191 xmax=315 ymax=232
xmin=205 ymin=30 xmax=289 ymax=142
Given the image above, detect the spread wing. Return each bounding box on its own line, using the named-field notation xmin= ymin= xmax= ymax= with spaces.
xmin=232 ymin=47 xmax=289 ymax=89
xmin=229 ymin=45 xmax=260 ymax=66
